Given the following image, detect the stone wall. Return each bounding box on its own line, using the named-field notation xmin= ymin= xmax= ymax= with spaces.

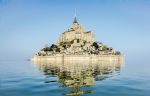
xmin=32 ymin=55 xmax=124 ymax=62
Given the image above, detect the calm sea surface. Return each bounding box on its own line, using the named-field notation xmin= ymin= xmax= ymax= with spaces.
xmin=0 ymin=54 xmax=150 ymax=96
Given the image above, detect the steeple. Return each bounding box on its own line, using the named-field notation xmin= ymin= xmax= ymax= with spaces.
xmin=73 ymin=17 xmax=78 ymax=23
xmin=73 ymin=8 xmax=78 ymax=23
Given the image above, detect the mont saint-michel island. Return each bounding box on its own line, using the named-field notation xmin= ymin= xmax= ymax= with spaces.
xmin=32 ymin=16 xmax=123 ymax=61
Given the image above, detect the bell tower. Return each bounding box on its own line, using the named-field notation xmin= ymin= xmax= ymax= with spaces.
xmin=72 ymin=9 xmax=84 ymax=33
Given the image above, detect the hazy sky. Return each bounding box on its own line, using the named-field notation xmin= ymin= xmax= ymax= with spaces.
xmin=0 ymin=0 xmax=150 ymax=60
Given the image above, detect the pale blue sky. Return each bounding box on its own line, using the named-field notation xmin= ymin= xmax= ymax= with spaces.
xmin=0 ymin=0 xmax=150 ymax=60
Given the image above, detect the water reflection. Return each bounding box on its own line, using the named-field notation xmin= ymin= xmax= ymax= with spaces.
xmin=32 ymin=59 xmax=124 ymax=95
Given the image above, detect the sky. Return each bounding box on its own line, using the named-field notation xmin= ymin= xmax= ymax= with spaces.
xmin=0 ymin=0 xmax=150 ymax=60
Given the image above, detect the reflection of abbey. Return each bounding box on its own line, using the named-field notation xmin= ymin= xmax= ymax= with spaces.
xmin=57 ymin=17 xmax=95 ymax=44
xmin=32 ymin=59 xmax=123 ymax=95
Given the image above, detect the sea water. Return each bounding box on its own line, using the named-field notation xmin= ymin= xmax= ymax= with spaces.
xmin=0 ymin=54 xmax=150 ymax=96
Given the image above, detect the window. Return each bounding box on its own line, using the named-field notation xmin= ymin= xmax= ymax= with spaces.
xmin=77 ymin=39 xmax=79 ymax=43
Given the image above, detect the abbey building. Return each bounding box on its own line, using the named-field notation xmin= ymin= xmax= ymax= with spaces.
xmin=57 ymin=17 xmax=95 ymax=45
xmin=32 ymin=15 xmax=122 ymax=57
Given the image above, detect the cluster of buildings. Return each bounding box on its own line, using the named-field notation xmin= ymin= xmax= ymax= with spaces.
xmin=36 ymin=16 xmax=121 ymax=56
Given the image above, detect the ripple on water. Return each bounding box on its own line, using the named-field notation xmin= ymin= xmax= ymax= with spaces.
xmin=94 ymin=76 xmax=150 ymax=96
xmin=0 ymin=76 xmax=61 ymax=96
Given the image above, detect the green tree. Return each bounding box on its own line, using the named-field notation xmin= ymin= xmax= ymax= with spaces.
xmin=51 ymin=44 xmax=57 ymax=49
xmin=92 ymin=42 xmax=99 ymax=49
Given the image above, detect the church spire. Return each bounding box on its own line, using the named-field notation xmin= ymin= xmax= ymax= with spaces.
xmin=73 ymin=8 xmax=78 ymax=23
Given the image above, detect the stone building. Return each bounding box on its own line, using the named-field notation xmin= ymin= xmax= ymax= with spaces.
xmin=57 ymin=17 xmax=95 ymax=45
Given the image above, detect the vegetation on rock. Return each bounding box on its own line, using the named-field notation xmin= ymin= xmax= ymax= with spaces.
xmin=37 ymin=39 xmax=121 ymax=56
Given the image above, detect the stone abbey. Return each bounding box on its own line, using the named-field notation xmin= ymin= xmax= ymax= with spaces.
xmin=31 ymin=14 xmax=123 ymax=60
xmin=57 ymin=17 xmax=95 ymax=45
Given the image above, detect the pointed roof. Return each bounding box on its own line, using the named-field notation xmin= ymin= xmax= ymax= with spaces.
xmin=73 ymin=8 xmax=78 ymax=23
xmin=73 ymin=17 xmax=78 ymax=23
